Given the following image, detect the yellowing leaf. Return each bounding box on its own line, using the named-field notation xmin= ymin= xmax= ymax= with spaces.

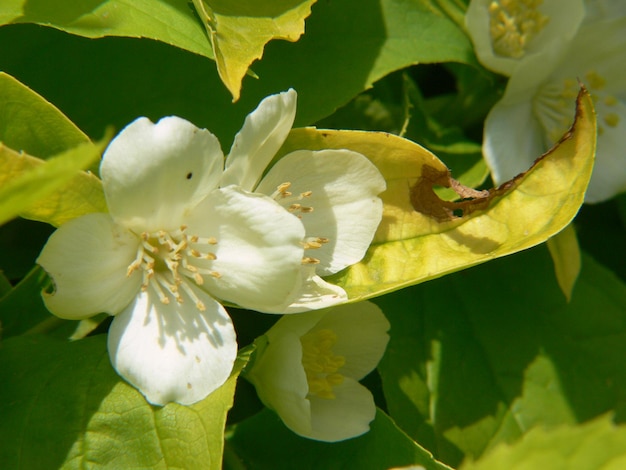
xmin=277 ymin=88 xmax=596 ymax=300
xmin=547 ymin=224 xmax=581 ymax=302
xmin=192 ymin=0 xmax=316 ymax=101
xmin=0 ymin=137 xmax=109 ymax=227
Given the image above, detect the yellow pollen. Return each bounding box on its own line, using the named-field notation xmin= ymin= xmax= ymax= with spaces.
xmin=288 ymin=203 xmax=301 ymax=212
xmin=301 ymin=328 xmax=346 ymax=400
xmin=604 ymin=113 xmax=620 ymax=128
xmin=302 ymin=256 xmax=320 ymax=265
xmin=488 ymin=0 xmax=549 ymax=58
xmin=126 ymin=226 xmax=219 ymax=310
xmin=586 ymin=70 xmax=606 ymax=90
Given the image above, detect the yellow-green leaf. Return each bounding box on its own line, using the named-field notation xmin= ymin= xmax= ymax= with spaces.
xmin=277 ymin=88 xmax=595 ymax=300
xmin=547 ymin=223 xmax=581 ymax=302
xmin=461 ymin=415 xmax=626 ymax=470
xmin=0 ymin=137 xmax=109 ymax=227
xmin=0 ymin=72 xmax=89 ymax=158
xmin=192 ymin=0 xmax=316 ymax=101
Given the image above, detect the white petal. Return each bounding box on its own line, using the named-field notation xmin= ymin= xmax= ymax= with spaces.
xmin=314 ymin=301 xmax=390 ymax=380
xmin=307 ymin=379 xmax=376 ymax=442
xmin=585 ymin=99 xmax=626 ymax=202
xmin=184 ymin=186 xmax=305 ymax=313
xmin=221 ymin=89 xmax=297 ymax=191
xmin=37 ymin=213 xmax=141 ymax=319
xmin=256 ymin=149 xmax=385 ymax=276
xmin=101 ymin=116 xmax=224 ymax=233
xmin=483 ymin=97 xmax=545 ymax=185
xmin=281 ymin=267 xmax=348 ymax=314
xmin=107 ymin=285 xmax=237 ymax=406
xmin=246 ymin=332 xmax=312 ymax=435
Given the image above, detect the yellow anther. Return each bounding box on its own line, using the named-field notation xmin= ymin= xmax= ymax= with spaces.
xmin=586 ymin=70 xmax=606 ymax=90
xmin=604 ymin=113 xmax=620 ymax=128
xmin=301 ymin=328 xmax=346 ymax=400
xmin=302 ymin=257 xmax=320 ymax=265
xmin=489 ymin=0 xmax=549 ymax=58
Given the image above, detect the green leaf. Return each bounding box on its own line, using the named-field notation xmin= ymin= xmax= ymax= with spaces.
xmin=0 ymin=136 xmax=108 ymax=227
xmin=547 ymin=223 xmax=581 ymax=302
xmin=0 ymin=334 xmax=246 ymax=469
xmin=461 ymin=415 xmax=626 ymax=470
xmin=0 ymin=72 xmax=89 ymax=158
xmin=0 ymin=0 xmax=474 ymax=137
xmin=375 ymin=247 xmax=626 ymax=466
xmin=191 ymin=0 xmax=316 ymax=101
xmin=277 ymin=88 xmax=595 ymax=300
xmin=0 ymin=0 xmax=213 ymax=58
xmin=226 ymin=408 xmax=451 ymax=470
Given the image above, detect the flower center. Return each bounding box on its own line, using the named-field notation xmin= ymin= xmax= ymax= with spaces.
xmin=535 ymin=70 xmax=621 ymax=144
xmin=300 ymin=328 xmax=346 ymax=399
xmin=271 ymin=182 xmax=330 ymax=266
xmin=488 ymin=0 xmax=549 ymax=58
xmin=126 ymin=225 xmax=220 ymax=311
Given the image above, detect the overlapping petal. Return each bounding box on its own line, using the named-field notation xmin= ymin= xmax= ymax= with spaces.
xmin=101 ymin=116 xmax=224 ymax=233
xmin=308 ymin=379 xmax=376 ymax=442
xmin=246 ymin=332 xmax=311 ymax=433
xmin=37 ymin=213 xmax=141 ymax=319
xmin=221 ymin=89 xmax=297 ymax=191
xmin=256 ymin=149 xmax=385 ymax=276
xmin=184 ymin=185 xmax=305 ymax=312
xmin=314 ymin=301 xmax=390 ymax=380
xmin=107 ymin=285 xmax=237 ymax=406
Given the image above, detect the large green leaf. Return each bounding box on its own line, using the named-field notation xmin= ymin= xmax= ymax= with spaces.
xmin=276 ymin=88 xmax=595 ymax=299
xmin=226 ymin=408 xmax=451 ymax=470
xmin=191 ymin=0 xmax=316 ymax=101
xmin=461 ymin=415 xmax=626 ymax=470
xmin=0 ymin=0 xmax=474 ymax=140
xmin=0 ymin=0 xmax=212 ymax=58
xmin=0 ymin=334 xmax=246 ymax=469
xmin=0 ymin=137 xmax=108 ymax=227
xmin=375 ymin=247 xmax=626 ymax=467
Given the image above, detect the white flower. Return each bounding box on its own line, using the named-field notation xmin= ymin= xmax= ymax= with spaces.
xmin=221 ymin=89 xmax=386 ymax=312
xmin=482 ymin=13 xmax=626 ymax=202
xmin=37 ymin=115 xmax=308 ymax=405
xmin=465 ymin=0 xmax=585 ymax=85
xmin=245 ymin=301 xmax=390 ymax=442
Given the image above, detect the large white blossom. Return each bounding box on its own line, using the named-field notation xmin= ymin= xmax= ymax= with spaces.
xmin=37 ymin=90 xmax=386 ymax=405
xmin=245 ymin=301 xmax=390 ymax=442
xmin=467 ymin=0 xmax=626 ymax=202
xmin=38 ymin=115 xmax=306 ymax=405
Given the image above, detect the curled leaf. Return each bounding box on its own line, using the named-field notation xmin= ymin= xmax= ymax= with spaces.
xmin=276 ymin=87 xmax=596 ymax=299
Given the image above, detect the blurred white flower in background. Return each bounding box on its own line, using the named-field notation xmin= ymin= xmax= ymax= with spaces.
xmin=466 ymin=0 xmax=626 ymax=202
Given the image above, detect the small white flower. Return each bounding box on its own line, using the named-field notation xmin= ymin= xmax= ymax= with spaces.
xmin=245 ymin=301 xmax=390 ymax=442
xmin=482 ymin=12 xmax=626 ymax=202
xmin=221 ymin=90 xmax=386 ymax=312
xmin=38 ymin=115 xmax=308 ymax=405
xmin=465 ymin=0 xmax=585 ymax=85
